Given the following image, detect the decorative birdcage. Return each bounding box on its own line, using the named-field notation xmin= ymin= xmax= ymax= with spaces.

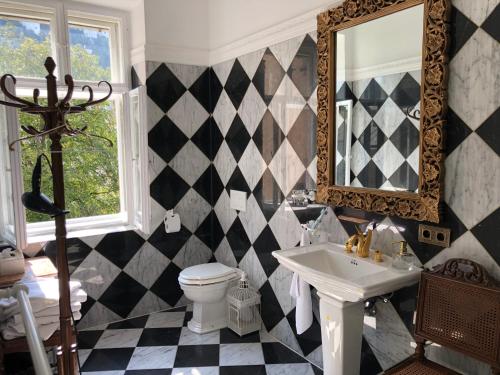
xmin=227 ymin=273 xmax=261 ymax=336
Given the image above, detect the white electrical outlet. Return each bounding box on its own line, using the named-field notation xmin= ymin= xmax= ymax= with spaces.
xmin=230 ymin=190 xmax=247 ymax=211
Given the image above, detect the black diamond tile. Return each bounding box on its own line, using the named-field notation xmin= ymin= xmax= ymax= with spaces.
xmin=149 ymin=116 xmax=189 ymax=163
xmin=189 ymin=68 xmax=210 ymax=113
xmin=99 ymin=272 xmax=148 ymax=318
xmin=292 ymin=170 xmax=316 ymax=192
xmin=471 ymin=207 xmax=500 ymax=265
xmin=195 ymin=211 xmax=224 ymax=251
xmin=192 ymin=117 xmax=223 ymax=161
xmin=259 ymin=283 xmax=285 ymax=331
xmin=441 ymin=202 xmax=468 ymax=244
xmin=220 ymin=366 xmax=266 ymax=375
xmin=481 ymin=3 xmax=500 ymax=42
xmin=336 ymin=82 xmax=357 ymax=106
xmin=226 ymin=217 xmax=251 ymax=263
xmin=148 ymin=224 xmax=191 ymax=260
xmin=360 ymin=337 xmax=383 ymax=375
xmin=359 ymin=79 xmax=388 ymax=117
xmin=262 ymin=342 xmax=308 ymax=364
xmin=358 ymin=121 xmax=388 ymax=157
xmin=357 ymin=160 xmax=386 ymax=189
xmin=390 ymin=73 xmax=421 ymax=113
xmin=337 ymin=119 xmax=348 ymax=157
xmin=226 ymin=114 xmax=251 ymax=162
xmin=390 ymin=118 xmax=420 ymax=158
xmin=146 ymin=63 xmax=186 ymax=113
xmin=150 ymin=166 xmax=190 ymax=210
xmin=44 ymin=237 xmax=91 ymax=274
xmin=131 ymin=66 xmax=141 ymax=89
xmin=183 ymin=311 xmax=193 ymax=326
xmin=150 ymin=263 xmax=184 ymax=306
xmin=253 ymin=169 xmax=284 ymax=221
xmin=287 ymin=104 xmax=317 ymax=167
xmin=292 ymin=205 xmax=325 ymax=225
xmin=95 ymin=231 xmax=145 ymax=269
xmin=125 ymin=370 xmax=172 ymax=375
xmin=286 ymin=309 xmax=322 ymax=356
xmin=335 ymin=159 xmax=347 ymax=186
xmin=390 ymin=284 xmax=419 ymax=334
xmin=220 ymin=328 xmax=260 ymax=343
xmin=81 ymin=348 xmax=135 ymax=372
xmin=253 ymin=48 xmax=286 ymax=105
xmin=253 ymin=226 xmax=281 ymax=277
xmin=107 ymin=315 xmax=149 ymax=329
xmin=193 ymin=164 xmax=214 ymax=206
xmin=137 ymin=328 xmax=182 ymax=347
xmin=389 ymin=162 xmax=419 ymax=192
xmin=174 ymin=345 xmax=219 ymax=367
xmin=77 ymin=330 xmax=104 ymax=349
xmin=225 ymin=59 xmax=251 ymax=109
xmin=226 ymin=166 xmax=251 ymax=195
xmin=209 ymin=68 xmax=224 ymax=113
xmin=80 ymin=295 xmax=96 ymax=319
xmin=449 ymin=6 xmax=479 ymax=59
xmin=445 ymin=108 xmax=472 ymax=156
xmin=287 ymin=34 xmax=317 ymax=100
xmin=476 ymin=107 xmax=500 ymax=156
xmin=253 ymin=110 xmax=285 ymax=164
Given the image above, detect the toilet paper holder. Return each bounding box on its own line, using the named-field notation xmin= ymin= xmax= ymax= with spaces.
xmin=164 ymin=210 xmax=181 ymax=233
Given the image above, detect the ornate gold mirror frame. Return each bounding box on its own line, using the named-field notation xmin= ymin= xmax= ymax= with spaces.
xmin=316 ymin=0 xmax=451 ymax=223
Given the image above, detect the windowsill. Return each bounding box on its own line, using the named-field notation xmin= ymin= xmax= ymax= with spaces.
xmin=26 ymin=213 xmax=137 ymax=244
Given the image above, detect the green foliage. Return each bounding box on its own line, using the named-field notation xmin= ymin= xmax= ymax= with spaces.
xmin=0 ymin=21 xmax=119 ymax=223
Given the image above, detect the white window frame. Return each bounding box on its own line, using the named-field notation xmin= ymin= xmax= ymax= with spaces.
xmin=0 ymin=0 xmax=150 ymax=247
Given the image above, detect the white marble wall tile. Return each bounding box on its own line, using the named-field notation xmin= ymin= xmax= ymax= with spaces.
xmin=212 ymin=58 xmax=236 ymax=86
xmin=308 ymin=87 xmax=318 ymax=115
xmin=78 ymin=349 xmax=92 ymax=366
xmin=239 ymin=140 xmax=267 ymax=190
xmin=214 ymin=237 xmax=238 ymax=268
xmin=72 ymin=251 xmax=121 ymax=300
xmin=373 ymin=141 xmax=405 ymax=178
xmin=351 ymin=101 xmax=373 ymax=138
xmin=124 ymin=242 xmax=170 ymax=289
xmin=374 ymin=73 xmax=405 ymax=96
xmin=373 ymin=98 xmax=406 ymax=138
xmin=166 ymin=63 xmax=207 ymax=89
xmin=238 ymin=83 xmax=267 ymax=136
xmin=238 ymin=247 xmax=268 ymax=289
xmin=363 ymin=301 xmax=415 ymax=369
xmin=129 ymin=291 xmax=171 ymax=318
xmin=238 ymin=48 xmax=267 ymax=79
xmin=268 ymin=140 xmax=306 ymax=196
xmin=350 ymin=141 xmax=372 ymax=176
xmin=219 ymin=343 xmax=265 ymax=366
xmin=407 ymin=147 xmax=420 ymax=174
xmin=452 ymin=0 xmax=499 ymax=26
xmin=268 ymin=265 xmax=295 ymax=316
xmin=214 ymin=190 xmax=237 ymax=233
xmin=175 ymin=188 xmax=212 ymax=233
xmin=448 ymin=29 xmax=500 ymax=131
xmin=77 ymin=301 xmax=122 ymax=330
xmin=146 ymin=96 xmax=166 ymax=132
xmin=351 ymin=78 xmax=371 ymax=99
xmin=150 ymin=198 xmax=167 ymax=232
xmin=308 ymin=30 xmax=318 ymax=43
xmin=132 ymin=61 xmax=147 ymax=86
xmin=213 ymin=142 xmax=238 ymax=186
xmin=145 ymin=61 xmax=162 ymax=78
xmin=317 ymin=207 xmax=349 ymax=245
xmin=94 ymin=329 xmax=143 ymax=349
xmin=269 ymin=34 xmax=305 ymax=72
xmin=127 ymin=346 xmax=177 ymax=370
xmin=268 ymin=201 xmax=302 ymax=250
xmin=171 ymin=142 xmax=211 ymax=187
xmin=148 ymin=148 xmax=167 ymax=184
xmin=239 ymin=194 xmax=268 ymax=243
xmin=212 ymin=91 xmax=237 ymax=136
xmin=168 ymin=92 xmax=210 ymax=138
xmin=172 ymin=236 xmax=212 ymax=269
xmin=445 ymin=133 xmax=500 ymax=229
xmin=79 ymin=234 xmax=105 ymax=249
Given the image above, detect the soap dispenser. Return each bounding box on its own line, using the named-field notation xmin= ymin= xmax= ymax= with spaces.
xmin=392 ymin=241 xmax=416 ymax=270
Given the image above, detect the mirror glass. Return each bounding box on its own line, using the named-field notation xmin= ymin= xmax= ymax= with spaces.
xmin=334 ymin=5 xmax=423 ymax=192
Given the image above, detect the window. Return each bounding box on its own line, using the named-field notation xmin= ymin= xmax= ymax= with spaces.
xmin=0 ymin=1 xmax=149 ymax=247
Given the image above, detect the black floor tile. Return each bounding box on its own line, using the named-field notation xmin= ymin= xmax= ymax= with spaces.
xmin=125 ymin=370 xmax=172 ymax=375
xmin=183 ymin=311 xmax=193 ymax=326
xmin=262 ymin=342 xmax=308 ymax=364
xmin=220 ymin=328 xmax=260 ymax=344
xmin=174 ymin=345 xmax=220 ymax=367
xmin=107 ymin=315 xmax=149 ymax=330
xmin=77 ymin=330 xmax=104 ymax=349
xmin=137 ymin=328 xmax=183 ymax=346
xmin=81 ymin=348 xmax=135 ymax=371
xmin=220 ymin=365 xmax=266 ymax=375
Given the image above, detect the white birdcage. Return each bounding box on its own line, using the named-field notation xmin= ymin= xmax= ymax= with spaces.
xmin=227 ymin=273 xmax=261 ymax=336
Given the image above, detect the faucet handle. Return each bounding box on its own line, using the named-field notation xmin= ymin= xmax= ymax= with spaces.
xmin=392 ymin=240 xmax=408 ymax=254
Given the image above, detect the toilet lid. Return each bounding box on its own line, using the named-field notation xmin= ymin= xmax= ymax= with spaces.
xmin=179 ymin=263 xmax=237 ymax=285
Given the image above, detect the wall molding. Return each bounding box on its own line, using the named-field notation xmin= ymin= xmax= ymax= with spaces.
xmin=345 ymin=56 xmax=422 ymax=81
xmin=131 ymin=43 xmax=210 ymax=66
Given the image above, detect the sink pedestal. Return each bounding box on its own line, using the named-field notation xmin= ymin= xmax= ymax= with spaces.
xmin=317 ymin=291 xmax=364 ymax=375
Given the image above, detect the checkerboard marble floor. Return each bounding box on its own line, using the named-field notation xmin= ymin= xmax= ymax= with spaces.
xmin=77 ymin=305 xmax=323 ymax=375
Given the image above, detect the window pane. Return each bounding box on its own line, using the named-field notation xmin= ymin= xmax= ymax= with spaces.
xmin=69 ymin=24 xmax=111 ymax=82
xmin=19 ymin=97 xmax=120 ymax=223
xmin=0 ymin=16 xmax=52 ymax=78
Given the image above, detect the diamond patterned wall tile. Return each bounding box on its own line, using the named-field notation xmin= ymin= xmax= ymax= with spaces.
xmin=449 ymin=6 xmax=479 ymax=59
xmin=171 ymin=141 xmax=211 ymax=187
xmin=98 ymin=272 xmax=148 ymax=318
xmin=225 ymin=59 xmax=251 ymax=109
xmin=188 ymin=68 xmax=211 ymax=113
xmin=389 ymin=73 xmax=421 ymax=112
xmin=287 ymin=105 xmax=317 ymax=167
xmin=150 ymin=166 xmax=190 ymax=210
xmin=175 ymin=188 xmax=211 ymax=233
xmin=253 ymin=226 xmax=281 ymax=277
xmin=481 ymin=3 xmax=500 ymax=42
xmin=476 ymin=107 xmax=500 ymax=156
xmin=171 ymin=236 xmax=212 ymax=269
xmin=146 ymin=63 xmax=186 ymax=112
xmin=269 ymin=35 xmax=305 ymax=73
xmin=212 ymin=90 xmax=237 ymax=136
xmin=225 ymin=114 xmax=251 ymax=162
xmin=148 ymin=224 xmax=192 ymax=260
xmin=239 ymin=194 xmax=268 ymax=244
xmin=226 ymin=217 xmax=252 ymax=263
xmin=389 ymin=118 xmax=420 ymax=158
xmin=213 ymin=141 xmax=238 ymax=185
xmin=150 ymin=263 xmax=184 ymax=307
xmin=168 ymin=92 xmax=210 ymax=138
xmin=287 ymin=34 xmax=317 ymax=100
xmin=214 ymin=237 xmax=238 ymax=268
xmin=95 ymin=231 xmax=145 ymax=269
xmin=148 ymin=116 xmax=188 ymax=163
xmin=238 ymin=83 xmax=267 ymax=136
xmin=471 ymin=207 xmax=500 ymax=264
xmin=123 ymin=242 xmax=170 ymax=289
xmin=226 ymin=166 xmax=251 ymax=194
xmin=253 ymin=48 xmax=286 ymax=105
xmin=239 ymin=140 xmax=267 ymax=191
xmin=359 ymin=79 xmax=388 ymax=117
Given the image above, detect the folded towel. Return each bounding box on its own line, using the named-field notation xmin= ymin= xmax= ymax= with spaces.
xmin=13 ymin=302 xmax=82 ymax=325
xmin=290 ymin=228 xmax=313 ymax=335
xmin=9 ymin=311 xmax=82 ymax=334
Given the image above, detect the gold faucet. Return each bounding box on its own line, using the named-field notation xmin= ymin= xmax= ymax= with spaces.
xmin=345 ymin=225 xmax=372 ymax=258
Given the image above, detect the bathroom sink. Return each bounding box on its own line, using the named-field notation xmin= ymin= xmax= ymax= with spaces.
xmin=272 ymin=242 xmax=422 ymax=375
xmin=273 ymin=242 xmax=420 ymax=302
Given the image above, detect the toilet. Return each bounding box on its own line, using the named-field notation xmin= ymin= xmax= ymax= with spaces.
xmin=178 ymin=262 xmax=240 ymax=334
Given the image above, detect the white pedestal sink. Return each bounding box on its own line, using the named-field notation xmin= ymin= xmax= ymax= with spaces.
xmin=273 ymin=242 xmax=421 ymax=375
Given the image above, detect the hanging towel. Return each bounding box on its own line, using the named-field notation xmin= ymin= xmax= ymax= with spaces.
xmin=290 ymin=227 xmax=313 ymax=334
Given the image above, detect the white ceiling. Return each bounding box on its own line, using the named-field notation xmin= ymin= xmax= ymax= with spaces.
xmin=70 ymin=0 xmax=141 ymax=10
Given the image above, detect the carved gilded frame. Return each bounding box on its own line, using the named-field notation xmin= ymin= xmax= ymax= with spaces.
xmin=316 ymin=0 xmax=451 ymax=223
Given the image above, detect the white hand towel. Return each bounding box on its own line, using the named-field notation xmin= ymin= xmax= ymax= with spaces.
xmin=290 ymin=228 xmax=313 ymax=335
xmin=13 ymin=302 xmax=82 ymax=325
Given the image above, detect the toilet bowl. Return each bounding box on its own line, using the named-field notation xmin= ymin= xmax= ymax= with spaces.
xmin=178 ymin=262 xmax=240 ymax=334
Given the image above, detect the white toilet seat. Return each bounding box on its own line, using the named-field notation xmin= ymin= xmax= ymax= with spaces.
xmin=179 ymin=263 xmax=238 ymax=286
